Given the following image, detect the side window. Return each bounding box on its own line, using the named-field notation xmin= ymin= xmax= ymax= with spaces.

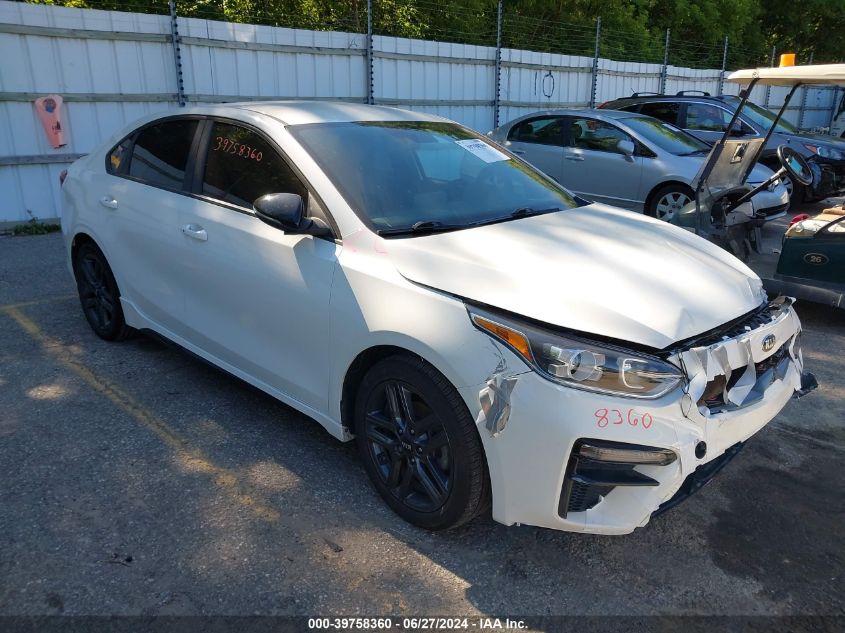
xmin=618 ymin=104 xmax=641 ymax=113
xmin=638 ymin=102 xmax=680 ymax=125
xmin=107 ymin=137 xmax=133 ymax=175
xmin=128 ymin=119 xmax=197 ymax=190
xmin=568 ymin=118 xmax=632 ymax=154
xmin=508 ymin=117 xmax=565 ymax=146
xmin=202 ymin=122 xmax=307 ymax=209
xmin=685 ymin=103 xmax=732 ymax=131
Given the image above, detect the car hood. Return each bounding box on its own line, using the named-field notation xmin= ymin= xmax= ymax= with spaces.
xmin=792 ymin=131 xmax=845 ymax=148
xmin=384 ymin=204 xmax=765 ymax=350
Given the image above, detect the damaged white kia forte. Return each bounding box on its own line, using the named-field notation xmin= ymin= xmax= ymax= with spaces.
xmin=61 ymin=102 xmax=817 ymax=534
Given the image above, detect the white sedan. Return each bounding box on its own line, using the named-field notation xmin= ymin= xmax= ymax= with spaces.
xmin=60 ymin=102 xmax=815 ymax=534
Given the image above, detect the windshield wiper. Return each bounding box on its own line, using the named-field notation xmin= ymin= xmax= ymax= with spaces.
xmin=377 ymin=207 xmax=562 ymax=237
xmin=376 ymin=220 xmax=469 ymax=237
xmin=473 ymin=206 xmax=562 ymax=227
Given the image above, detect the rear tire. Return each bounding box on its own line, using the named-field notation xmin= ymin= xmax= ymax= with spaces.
xmin=354 ymin=354 xmax=489 ymax=530
xmin=73 ymin=242 xmax=133 ymax=341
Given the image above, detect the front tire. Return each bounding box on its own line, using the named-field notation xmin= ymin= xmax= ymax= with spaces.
xmin=354 ymin=355 xmax=489 ymax=530
xmin=73 ymin=242 xmax=132 ymax=341
xmin=647 ymin=183 xmax=694 ymax=221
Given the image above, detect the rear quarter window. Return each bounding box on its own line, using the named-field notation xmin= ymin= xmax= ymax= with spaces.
xmin=106 ymin=137 xmax=132 ymax=175
xmin=128 ymin=119 xmax=198 ymax=190
xmin=638 ymin=102 xmax=681 ymax=125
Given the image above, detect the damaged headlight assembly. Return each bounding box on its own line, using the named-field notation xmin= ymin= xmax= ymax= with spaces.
xmin=468 ymin=307 xmax=684 ymax=399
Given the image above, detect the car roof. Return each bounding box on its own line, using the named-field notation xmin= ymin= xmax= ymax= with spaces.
xmin=604 ymin=94 xmax=737 ymax=105
xmin=201 ymin=100 xmax=447 ymax=126
xmin=503 ymin=108 xmax=641 ymax=125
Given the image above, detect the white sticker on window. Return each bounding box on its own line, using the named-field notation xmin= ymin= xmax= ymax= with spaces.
xmin=455 ymin=139 xmax=510 ymax=163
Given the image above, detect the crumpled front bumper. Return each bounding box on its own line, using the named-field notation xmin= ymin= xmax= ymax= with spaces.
xmin=460 ymin=298 xmax=815 ymax=535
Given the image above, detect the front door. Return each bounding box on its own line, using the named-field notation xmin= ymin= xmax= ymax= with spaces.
xmin=179 ymin=119 xmax=338 ymax=412
xmin=558 ymin=116 xmax=643 ymax=208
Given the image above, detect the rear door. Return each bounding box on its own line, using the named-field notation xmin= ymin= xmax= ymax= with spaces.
xmin=178 ymin=119 xmax=338 ymax=411
xmin=502 ymin=116 xmax=566 ymax=181
xmin=558 ymin=116 xmax=644 ymax=208
xmin=96 ymin=117 xmax=201 ymax=336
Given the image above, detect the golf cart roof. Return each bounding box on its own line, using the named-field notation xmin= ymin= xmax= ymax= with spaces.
xmin=727 ymin=64 xmax=845 ymax=86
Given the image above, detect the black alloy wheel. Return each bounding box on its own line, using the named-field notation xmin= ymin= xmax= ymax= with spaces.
xmin=355 ymin=355 xmax=489 ymax=530
xmin=73 ymin=242 xmax=132 ymax=341
xmin=364 ymin=379 xmax=453 ymax=513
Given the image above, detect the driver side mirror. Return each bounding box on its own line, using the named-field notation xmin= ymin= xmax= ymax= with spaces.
xmin=617 ymin=139 xmax=635 ymax=157
xmin=253 ymin=193 xmax=333 ymax=238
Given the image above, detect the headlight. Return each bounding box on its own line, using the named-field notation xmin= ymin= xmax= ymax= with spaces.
xmin=468 ymin=307 xmax=684 ymax=399
xmin=804 ymin=144 xmax=845 ymax=160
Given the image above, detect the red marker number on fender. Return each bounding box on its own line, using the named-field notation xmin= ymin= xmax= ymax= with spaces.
xmin=595 ymin=407 xmax=653 ymax=430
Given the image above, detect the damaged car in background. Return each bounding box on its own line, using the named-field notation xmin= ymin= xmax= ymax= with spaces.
xmin=61 ymin=101 xmax=816 ymax=535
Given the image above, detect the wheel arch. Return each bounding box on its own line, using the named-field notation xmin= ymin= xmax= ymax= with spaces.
xmin=340 ymin=343 xmax=478 ymax=438
xmin=70 ymin=231 xmax=98 ymax=265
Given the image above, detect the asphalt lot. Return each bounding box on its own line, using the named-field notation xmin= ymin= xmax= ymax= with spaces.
xmin=0 ymin=219 xmax=843 ymax=619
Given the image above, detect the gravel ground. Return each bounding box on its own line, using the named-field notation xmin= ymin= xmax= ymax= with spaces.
xmin=0 ymin=219 xmax=842 ymax=621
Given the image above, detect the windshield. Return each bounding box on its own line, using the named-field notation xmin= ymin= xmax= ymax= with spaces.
xmin=622 ymin=116 xmax=710 ymax=155
xmin=288 ymin=121 xmax=580 ymax=234
xmin=722 ymin=96 xmax=800 ymax=134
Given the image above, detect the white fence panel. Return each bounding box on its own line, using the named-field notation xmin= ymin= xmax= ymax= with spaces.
xmin=178 ymin=18 xmax=367 ymax=101
xmin=0 ymin=0 xmax=175 ymax=223
xmin=596 ymin=60 xmax=663 ymax=104
xmin=374 ymin=35 xmax=496 ymax=131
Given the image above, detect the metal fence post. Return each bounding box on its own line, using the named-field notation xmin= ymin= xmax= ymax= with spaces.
xmin=168 ymin=0 xmax=186 ymax=106
xmin=763 ymin=46 xmax=775 ymax=108
xmin=659 ymin=28 xmax=670 ymax=95
xmin=797 ymin=50 xmax=813 ymax=129
xmin=589 ymin=17 xmax=601 ymax=108
xmin=717 ymin=36 xmax=728 ymax=95
xmin=829 ymin=87 xmax=842 ymax=131
xmin=366 ymin=0 xmax=374 ymax=105
xmin=493 ymin=0 xmax=503 ymax=128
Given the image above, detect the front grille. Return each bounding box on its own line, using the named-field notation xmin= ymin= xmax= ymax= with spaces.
xmin=698 ymin=338 xmax=793 ymax=412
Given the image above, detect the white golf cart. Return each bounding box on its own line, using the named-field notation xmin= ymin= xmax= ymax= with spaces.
xmin=672 ymin=64 xmax=845 ymax=280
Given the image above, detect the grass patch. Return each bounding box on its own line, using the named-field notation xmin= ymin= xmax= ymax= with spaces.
xmin=12 ymin=211 xmax=61 ymax=236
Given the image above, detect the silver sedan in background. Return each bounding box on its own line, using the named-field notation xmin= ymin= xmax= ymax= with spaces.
xmin=488 ymin=109 xmax=789 ymax=221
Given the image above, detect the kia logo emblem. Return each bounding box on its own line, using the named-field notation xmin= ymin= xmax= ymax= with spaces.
xmin=762 ymin=334 xmax=777 ymax=352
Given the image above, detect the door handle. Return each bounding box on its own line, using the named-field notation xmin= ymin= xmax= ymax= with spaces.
xmin=99 ymin=196 xmax=119 ymax=210
xmin=511 ymin=149 xmax=526 ymax=155
xmin=181 ymin=224 xmax=208 ymax=242
xmin=564 ymin=154 xmax=584 ymax=161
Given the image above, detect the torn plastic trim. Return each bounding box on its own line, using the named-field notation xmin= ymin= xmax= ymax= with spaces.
xmin=673 ymin=298 xmax=804 ymax=417
xmin=479 ymin=373 xmax=520 ymax=437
